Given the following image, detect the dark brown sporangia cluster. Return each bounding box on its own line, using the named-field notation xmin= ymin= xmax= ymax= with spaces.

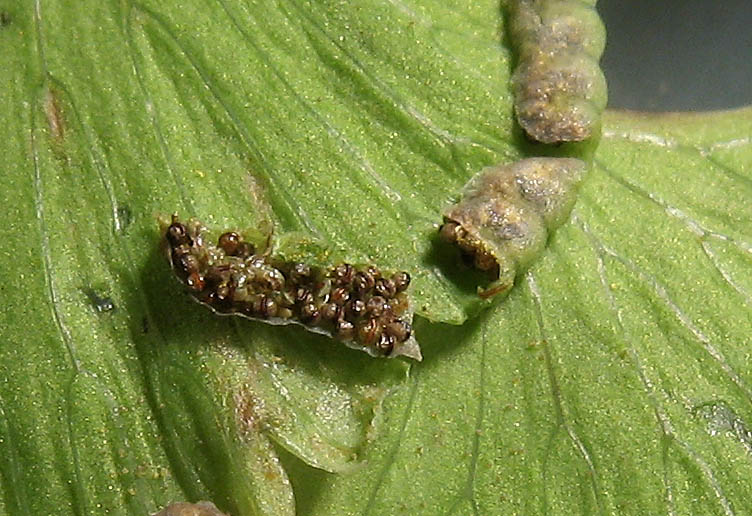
xmin=164 ymin=216 xmax=422 ymax=360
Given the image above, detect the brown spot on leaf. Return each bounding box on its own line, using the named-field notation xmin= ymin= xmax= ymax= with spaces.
xmin=44 ymin=87 xmax=65 ymax=143
xmin=233 ymin=386 xmax=265 ymax=436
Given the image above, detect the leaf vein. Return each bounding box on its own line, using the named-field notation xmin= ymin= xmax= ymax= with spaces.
xmin=527 ymin=273 xmax=603 ymax=514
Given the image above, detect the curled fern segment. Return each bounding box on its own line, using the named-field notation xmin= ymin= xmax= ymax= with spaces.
xmin=440 ymin=157 xmax=587 ymax=298
xmin=508 ymin=0 xmax=608 ymax=143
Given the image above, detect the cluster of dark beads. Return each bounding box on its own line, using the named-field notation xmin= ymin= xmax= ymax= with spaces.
xmin=165 ymin=217 xmax=413 ymax=356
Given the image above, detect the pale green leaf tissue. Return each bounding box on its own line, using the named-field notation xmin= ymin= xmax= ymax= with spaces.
xmin=1 ymin=1 xmax=750 ymax=515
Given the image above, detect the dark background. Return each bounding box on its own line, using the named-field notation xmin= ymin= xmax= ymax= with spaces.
xmin=598 ymin=0 xmax=752 ymax=111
